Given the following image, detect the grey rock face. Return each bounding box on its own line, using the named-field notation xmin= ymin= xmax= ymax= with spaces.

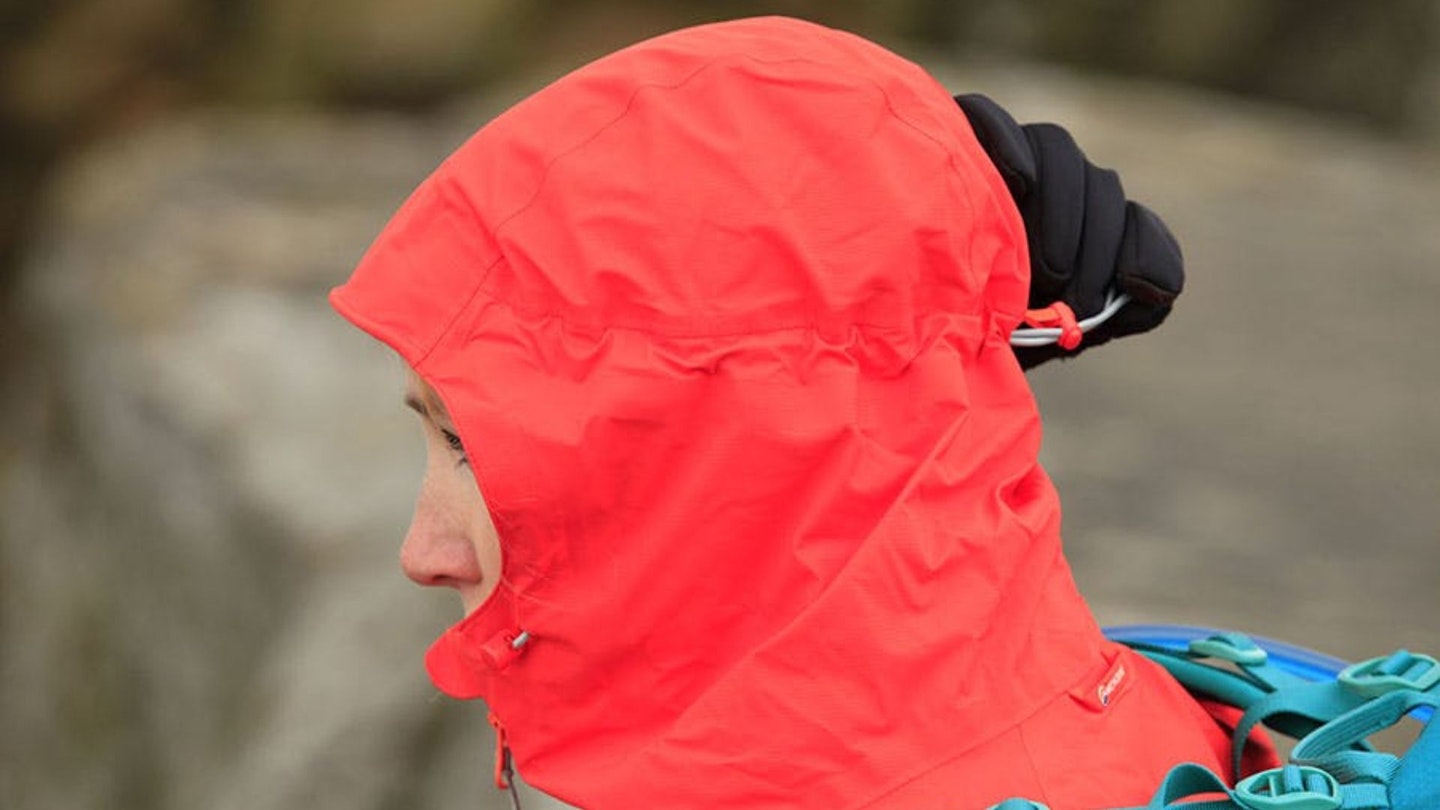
xmin=1 ymin=110 xmax=543 ymax=810
xmin=3 ymin=64 xmax=1438 ymax=810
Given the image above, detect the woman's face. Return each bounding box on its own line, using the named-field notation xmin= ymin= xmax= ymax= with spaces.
xmin=401 ymin=368 xmax=503 ymax=615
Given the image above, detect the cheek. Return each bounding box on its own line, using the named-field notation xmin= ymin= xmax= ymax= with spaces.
xmin=455 ymin=465 xmax=504 ymax=596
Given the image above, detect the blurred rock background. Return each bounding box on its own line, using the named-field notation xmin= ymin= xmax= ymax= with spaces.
xmin=1 ymin=2 xmax=1438 ymax=809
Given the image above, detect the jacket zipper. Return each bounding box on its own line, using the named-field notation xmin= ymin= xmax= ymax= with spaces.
xmin=489 ymin=711 xmax=522 ymax=810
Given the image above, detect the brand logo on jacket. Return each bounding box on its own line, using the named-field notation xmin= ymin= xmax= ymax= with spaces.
xmin=1098 ymin=663 xmax=1127 ymax=707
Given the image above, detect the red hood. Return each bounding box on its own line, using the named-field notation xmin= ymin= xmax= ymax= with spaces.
xmin=332 ymin=17 xmax=1119 ymax=809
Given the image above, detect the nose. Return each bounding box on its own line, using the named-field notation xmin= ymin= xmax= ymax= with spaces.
xmin=400 ymin=481 xmax=483 ymax=589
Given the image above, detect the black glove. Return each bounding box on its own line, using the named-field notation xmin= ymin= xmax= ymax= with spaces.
xmin=955 ymin=93 xmax=1184 ymax=370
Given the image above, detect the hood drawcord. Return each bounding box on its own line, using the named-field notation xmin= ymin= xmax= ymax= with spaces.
xmin=505 ymin=752 xmax=522 ymax=810
xmin=482 ymin=628 xmax=532 ymax=670
xmin=489 ymin=711 xmax=522 ymax=809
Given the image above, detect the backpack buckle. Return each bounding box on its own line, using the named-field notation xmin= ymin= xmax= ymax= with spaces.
xmin=1339 ymin=650 xmax=1440 ymax=698
xmin=1234 ymin=765 xmax=1341 ymax=810
xmin=1188 ymin=632 xmax=1268 ymax=667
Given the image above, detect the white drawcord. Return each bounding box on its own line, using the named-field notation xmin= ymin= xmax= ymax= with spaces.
xmin=1009 ymin=291 xmax=1131 ymax=348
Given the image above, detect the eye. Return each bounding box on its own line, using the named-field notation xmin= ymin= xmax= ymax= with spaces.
xmin=440 ymin=428 xmax=466 ymax=455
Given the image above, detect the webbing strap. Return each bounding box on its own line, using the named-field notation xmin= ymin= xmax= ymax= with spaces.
xmin=1131 ymin=642 xmax=1330 ymax=775
xmin=1391 ymin=712 xmax=1440 ymax=808
xmin=1231 ymin=681 xmax=1370 ymax=778
xmin=1292 ymin=690 xmax=1439 ymax=765
xmin=1129 ymin=647 xmax=1269 ymax=710
xmin=1142 ymin=763 xmax=1234 ymax=808
xmin=1188 ymin=632 xmax=1313 ymax=693
xmin=1338 ymin=782 xmax=1396 ymax=810
xmin=1099 ymin=765 xmax=1393 ymax=810
xmin=1005 ymin=638 xmax=1440 ymax=810
xmin=1306 ymin=750 xmax=1402 ymax=785
xmin=1129 ymin=636 xmax=1310 ymax=706
xmin=1108 ymin=639 xmax=1440 ymax=810
xmin=1125 ymin=689 xmax=1439 ymax=810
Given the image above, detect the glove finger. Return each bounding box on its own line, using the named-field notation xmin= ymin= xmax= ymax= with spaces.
xmin=1023 ymin=123 xmax=1087 ymax=305
xmin=1106 ymin=202 xmax=1183 ymax=336
xmin=1069 ymin=160 xmax=1126 ymax=319
xmin=1117 ymin=202 xmax=1183 ymax=305
xmin=954 ymin=93 xmax=1037 ymax=198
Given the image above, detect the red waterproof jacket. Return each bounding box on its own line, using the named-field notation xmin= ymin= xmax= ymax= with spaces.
xmin=333 ymin=17 xmax=1232 ymax=810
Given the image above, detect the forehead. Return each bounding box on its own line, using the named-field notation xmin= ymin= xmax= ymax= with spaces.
xmin=403 ymin=368 xmax=450 ymax=419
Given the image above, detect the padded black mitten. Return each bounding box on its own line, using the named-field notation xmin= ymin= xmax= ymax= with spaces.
xmin=955 ymin=93 xmax=1184 ymax=369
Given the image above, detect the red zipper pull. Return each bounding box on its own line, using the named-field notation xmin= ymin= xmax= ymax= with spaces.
xmin=488 ymin=711 xmax=514 ymax=791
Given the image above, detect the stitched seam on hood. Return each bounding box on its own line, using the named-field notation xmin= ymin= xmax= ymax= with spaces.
xmin=452 ymin=284 xmax=982 ymax=341
xmin=411 ymin=251 xmax=503 ymax=368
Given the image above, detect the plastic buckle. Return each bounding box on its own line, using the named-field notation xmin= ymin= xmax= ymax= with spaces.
xmin=1234 ymin=765 xmax=1341 ymax=810
xmin=985 ymin=800 xmax=1050 ymax=810
xmin=1338 ymin=649 xmax=1440 ymax=698
xmin=1189 ymin=632 xmax=1269 ymax=667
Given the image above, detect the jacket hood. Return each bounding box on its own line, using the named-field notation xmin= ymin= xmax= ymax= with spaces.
xmin=332 ymin=16 xmax=1113 ymax=809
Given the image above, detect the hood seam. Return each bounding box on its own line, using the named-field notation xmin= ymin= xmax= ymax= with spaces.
xmin=411 ymin=252 xmax=504 ymax=368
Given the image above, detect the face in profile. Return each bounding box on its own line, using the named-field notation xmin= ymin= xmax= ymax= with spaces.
xmin=400 ymin=368 xmax=503 ymax=616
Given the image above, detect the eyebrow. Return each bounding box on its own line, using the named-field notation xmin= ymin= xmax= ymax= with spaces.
xmin=403 ymin=394 xmax=429 ymax=417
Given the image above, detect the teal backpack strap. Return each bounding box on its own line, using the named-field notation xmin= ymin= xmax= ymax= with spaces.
xmin=993 ymin=632 xmax=1440 ymax=810
xmin=1007 ymin=762 xmax=1358 ymax=810
xmin=1287 ymin=651 xmax=1440 ymax=770
xmin=986 ymin=691 xmax=1435 ymax=810
xmin=1127 ymin=631 xmax=1311 ymax=706
xmin=1291 ymin=687 xmax=1439 ymax=771
xmin=1129 ymin=646 xmax=1269 ymax=710
xmin=1141 ymin=762 xmax=1241 ymax=808
xmin=1228 ymin=680 xmax=1371 ymax=778
xmin=1116 ymin=633 xmax=1439 ymax=810
xmin=1390 ymin=699 xmax=1440 ymax=808
xmin=1122 ymin=630 xmax=1386 ymax=778
xmin=1186 ymin=632 xmax=1313 ymax=693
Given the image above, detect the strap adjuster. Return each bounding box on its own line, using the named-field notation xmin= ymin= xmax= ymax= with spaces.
xmin=1338 ymin=650 xmax=1440 ymax=698
xmin=1234 ymin=765 xmax=1341 ymax=810
xmin=1188 ymin=632 xmax=1269 ymax=667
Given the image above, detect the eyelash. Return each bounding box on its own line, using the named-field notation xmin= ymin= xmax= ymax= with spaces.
xmin=441 ymin=429 xmax=467 ymax=458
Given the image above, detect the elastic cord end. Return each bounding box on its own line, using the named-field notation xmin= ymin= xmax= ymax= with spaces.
xmin=1023 ymin=301 xmax=1083 ymax=350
